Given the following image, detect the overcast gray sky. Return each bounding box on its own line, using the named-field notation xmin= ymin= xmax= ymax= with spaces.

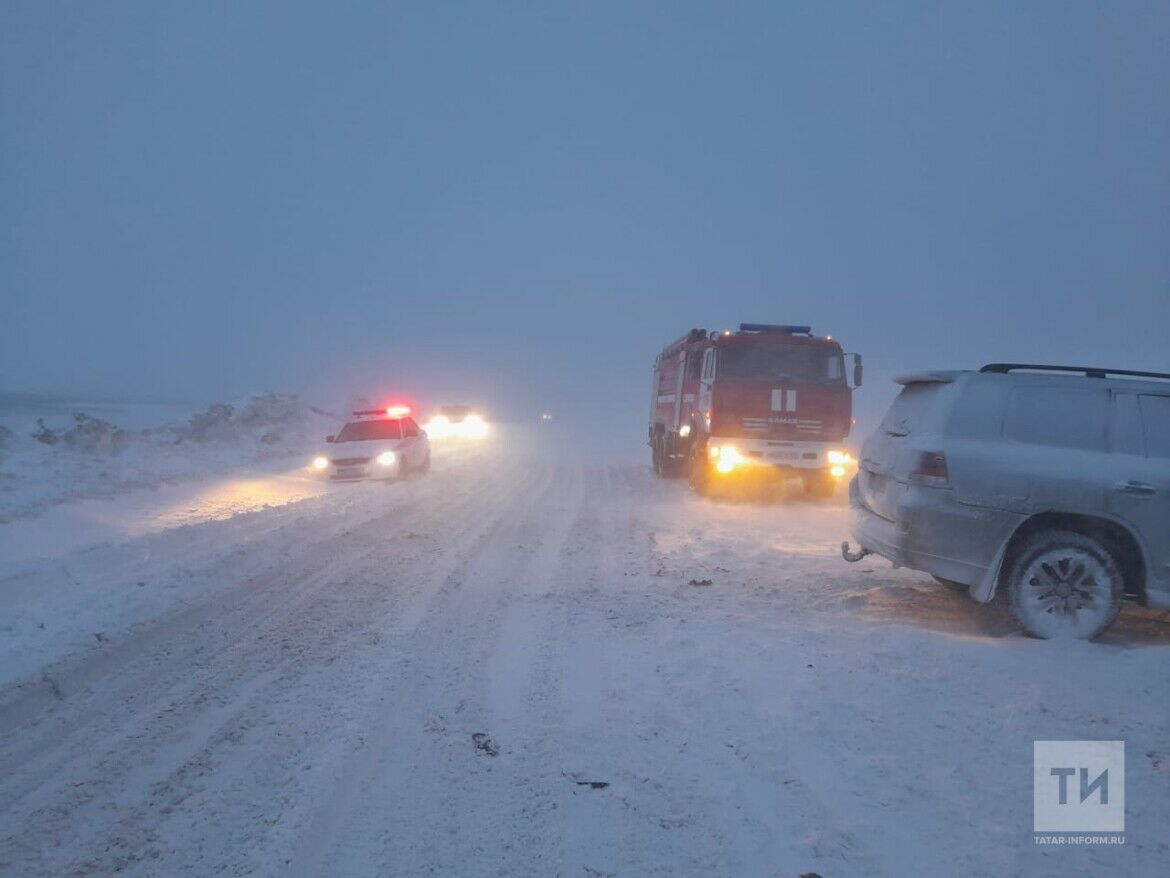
xmin=2 ymin=1 xmax=1167 ymax=436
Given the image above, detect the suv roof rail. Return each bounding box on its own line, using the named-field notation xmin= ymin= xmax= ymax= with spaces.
xmin=980 ymin=363 xmax=1170 ymax=381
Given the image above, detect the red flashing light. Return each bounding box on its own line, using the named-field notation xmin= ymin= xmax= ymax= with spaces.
xmin=386 ymin=405 xmax=411 ymax=418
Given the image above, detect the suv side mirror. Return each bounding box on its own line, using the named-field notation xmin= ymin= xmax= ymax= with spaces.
xmin=851 ymin=354 xmax=863 ymax=388
xmin=326 ymin=435 xmax=335 ymax=443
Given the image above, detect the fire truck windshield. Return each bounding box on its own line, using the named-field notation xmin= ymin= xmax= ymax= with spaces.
xmin=718 ymin=344 xmax=844 ymax=384
xmin=335 ymin=419 xmax=404 ymax=442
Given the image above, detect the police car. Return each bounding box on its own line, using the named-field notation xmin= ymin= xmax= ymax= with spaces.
xmin=311 ymin=406 xmax=431 ymax=482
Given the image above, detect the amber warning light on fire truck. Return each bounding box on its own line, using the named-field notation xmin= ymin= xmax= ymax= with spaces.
xmin=648 ymin=323 xmax=862 ymax=498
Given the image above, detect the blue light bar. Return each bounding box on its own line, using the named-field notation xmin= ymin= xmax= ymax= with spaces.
xmin=738 ymin=323 xmax=812 ymax=334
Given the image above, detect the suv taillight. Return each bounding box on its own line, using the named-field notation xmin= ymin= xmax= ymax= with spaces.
xmin=909 ymin=451 xmax=949 ymax=486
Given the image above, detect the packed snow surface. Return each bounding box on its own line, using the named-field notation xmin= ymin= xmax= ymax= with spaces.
xmin=1 ymin=424 xmax=1167 ymax=876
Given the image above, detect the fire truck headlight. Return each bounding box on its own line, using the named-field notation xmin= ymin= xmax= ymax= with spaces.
xmin=426 ymin=416 xmax=450 ymax=438
xmin=712 ymin=445 xmax=743 ymax=474
xmin=312 ymin=456 xmax=329 ymax=470
xmin=830 ymin=464 xmax=847 ymax=478
xmin=377 ymin=451 xmax=397 ymax=466
xmin=678 ymin=424 xmax=691 ymax=438
xmin=827 ymin=450 xmax=852 ymax=466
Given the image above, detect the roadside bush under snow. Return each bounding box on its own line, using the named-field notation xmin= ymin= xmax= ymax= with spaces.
xmin=32 ymin=414 xmax=133 ymax=455
xmin=0 ymin=393 xmax=335 ymax=522
xmin=177 ymin=393 xmax=306 ymax=444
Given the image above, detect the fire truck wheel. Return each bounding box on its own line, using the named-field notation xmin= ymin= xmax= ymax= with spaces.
xmin=802 ymin=471 xmax=836 ymax=499
xmin=660 ymin=446 xmax=682 ymax=478
xmin=651 ymin=437 xmax=663 ymax=475
xmin=688 ymin=453 xmax=710 ymax=495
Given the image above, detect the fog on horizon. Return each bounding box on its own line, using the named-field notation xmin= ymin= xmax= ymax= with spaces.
xmin=2 ymin=2 xmax=1167 ymax=441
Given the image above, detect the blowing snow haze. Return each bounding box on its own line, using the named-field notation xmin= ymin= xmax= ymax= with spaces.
xmin=2 ymin=2 xmax=1168 ymax=436
xmin=4 ymin=5 xmax=1170 ymax=876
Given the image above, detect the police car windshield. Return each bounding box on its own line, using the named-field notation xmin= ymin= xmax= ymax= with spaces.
xmin=335 ymin=419 xmax=403 ymax=442
xmin=718 ymin=344 xmax=843 ymax=384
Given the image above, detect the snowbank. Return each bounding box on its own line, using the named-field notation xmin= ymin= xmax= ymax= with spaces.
xmin=0 ymin=393 xmax=337 ymax=523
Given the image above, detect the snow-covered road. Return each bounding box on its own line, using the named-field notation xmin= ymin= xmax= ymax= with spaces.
xmin=1 ymin=427 xmax=1168 ymax=876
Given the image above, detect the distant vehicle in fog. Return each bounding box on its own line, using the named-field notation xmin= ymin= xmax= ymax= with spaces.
xmin=425 ymin=405 xmax=488 ymax=439
xmin=844 ymin=364 xmax=1170 ymax=639
xmin=649 ymin=323 xmax=862 ymax=497
xmin=311 ymin=407 xmax=431 ymax=482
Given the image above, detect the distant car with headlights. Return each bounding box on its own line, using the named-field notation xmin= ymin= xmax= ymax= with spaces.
xmin=311 ymin=407 xmax=430 ymax=482
xmin=843 ymin=364 xmax=1170 ymax=640
xmin=425 ymin=405 xmax=488 ymax=439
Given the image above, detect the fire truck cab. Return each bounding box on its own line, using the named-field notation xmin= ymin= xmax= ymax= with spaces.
xmin=649 ymin=323 xmax=862 ymax=497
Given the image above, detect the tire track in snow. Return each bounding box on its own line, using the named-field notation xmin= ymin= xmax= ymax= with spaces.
xmin=0 ymin=465 xmax=483 ymax=784
xmin=286 ymin=456 xmax=583 ymax=876
xmin=0 ymin=445 xmax=536 ymax=876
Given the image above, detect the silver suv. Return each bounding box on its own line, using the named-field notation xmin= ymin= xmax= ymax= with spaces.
xmin=843 ymin=364 xmax=1169 ymax=639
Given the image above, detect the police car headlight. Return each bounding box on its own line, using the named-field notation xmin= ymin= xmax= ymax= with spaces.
xmin=312 ymin=456 xmax=329 ymax=470
xmin=377 ymin=451 xmax=397 ymax=466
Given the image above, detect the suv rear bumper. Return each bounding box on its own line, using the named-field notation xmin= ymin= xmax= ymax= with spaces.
xmin=848 ymin=477 xmax=1023 ymax=597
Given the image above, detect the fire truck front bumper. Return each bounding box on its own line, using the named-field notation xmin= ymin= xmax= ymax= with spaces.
xmin=705 ymin=438 xmax=855 ymax=479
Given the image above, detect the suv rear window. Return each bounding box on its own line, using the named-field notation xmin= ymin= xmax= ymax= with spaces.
xmin=1002 ymin=387 xmax=1107 ymax=451
xmin=1139 ymin=395 xmax=1170 ymax=458
xmin=880 ymin=383 xmax=948 ymax=437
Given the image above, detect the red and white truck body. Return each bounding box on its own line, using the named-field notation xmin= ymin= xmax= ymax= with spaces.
xmin=648 ymin=324 xmax=862 ymax=495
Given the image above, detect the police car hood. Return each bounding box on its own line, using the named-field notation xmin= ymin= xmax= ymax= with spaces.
xmin=328 ymin=438 xmax=406 ymax=459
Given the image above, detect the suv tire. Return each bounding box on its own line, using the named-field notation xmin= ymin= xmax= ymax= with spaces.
xmin=1006 ymin=530 xmax=1124 ymax=640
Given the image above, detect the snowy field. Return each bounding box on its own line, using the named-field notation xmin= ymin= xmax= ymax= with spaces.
xmin=1 ymin=421 xmax=1168 ymax=877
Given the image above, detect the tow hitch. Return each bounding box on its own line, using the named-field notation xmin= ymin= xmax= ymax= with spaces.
xmin=841 ymin=541 xmax=871 ymax=563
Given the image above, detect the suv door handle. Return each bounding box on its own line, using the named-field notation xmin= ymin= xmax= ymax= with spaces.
xmin=1114 ymin=481 xmax=1157 ymax=496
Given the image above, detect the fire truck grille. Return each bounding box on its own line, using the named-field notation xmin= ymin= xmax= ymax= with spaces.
xmin=741 ymin=418 xmax=826 ymax=435
xmin=330 ymin=457 xmax=372 ymax=466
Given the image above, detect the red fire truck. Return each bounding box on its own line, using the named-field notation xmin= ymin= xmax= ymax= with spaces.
xmin=648 ymin=323 xmax=862 ymax=497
